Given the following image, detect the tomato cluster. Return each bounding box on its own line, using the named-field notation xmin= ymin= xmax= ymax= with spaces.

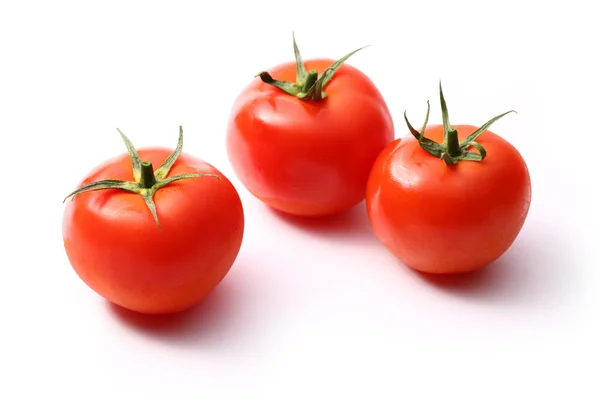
xmin=63 ymin=35 xmax=531 ymax=314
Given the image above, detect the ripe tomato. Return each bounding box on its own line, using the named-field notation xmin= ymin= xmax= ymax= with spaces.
xmin=62 ymin=127 xmax=244 ymax=314
xmin=366 ymin=83 xmax=531 ymax=274
xmin=226 ymin=34 xmax=394 ymax=217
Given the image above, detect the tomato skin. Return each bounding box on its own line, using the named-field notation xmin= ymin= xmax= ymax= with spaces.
xmin=366 ymin=125 xmax=531 ymax=274
xmin=226 ymin=59 xmax=394 ymax=217
xmin=63 ymin=148 xmax=244 ymax=314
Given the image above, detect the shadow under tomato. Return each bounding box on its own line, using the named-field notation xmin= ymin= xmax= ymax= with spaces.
xmin=266 ymin=201 xmax=377 ymax=244
xmin=412 ymin=262 xmax=507 ymax=296
xmin=406 ymin=220 xmax=582 ymax=308
xmin=108 ymin=274 xmax=248 ymax=348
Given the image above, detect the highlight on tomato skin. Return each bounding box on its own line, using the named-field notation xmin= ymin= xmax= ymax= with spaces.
xmin=365 ymin=82 xmax=532 ymax=274
xmin=225 ymin=33 xmax=395 ymax=218
xmin=62 ymin=127 xmax=245 ymax=315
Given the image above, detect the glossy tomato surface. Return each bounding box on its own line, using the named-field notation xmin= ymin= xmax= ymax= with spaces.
xmin=63 ymin=148 xmax=244 ymax=314
xmin=227 ymin=59 xmax=394 ymax=217
xmin=366 ymin=125 xmax=531 ymax=274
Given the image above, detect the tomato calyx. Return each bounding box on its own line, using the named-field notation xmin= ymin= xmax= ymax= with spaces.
xmin=257 ymin=32 xmax=368 ymax=101
xmin=404 ymin=81 xmax=516 ymax=166
xmin=63 ymin=126 xmax=220 ymax=229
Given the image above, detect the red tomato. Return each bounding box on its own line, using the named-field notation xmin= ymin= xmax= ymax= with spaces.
xmin=62 ymin=127 xmax=244 ymax=314
xmin=226 ymin=35 xmax=394 ymax=217
xmin=366 ymin=84 xmax=531 ymax=274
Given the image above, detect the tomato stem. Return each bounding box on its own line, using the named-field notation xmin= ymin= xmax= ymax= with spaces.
xmin=404 ymin=81 xmax=517 ymax=166
xmin=63 ymin=126 xmax=220 ymax=229
xmin=445 ymin=128 xmax=461 ymax=158
xmin=140 ymin=161 xmax=157 ymax=188
xmin=302 ymin=70 xmax=318 ymax=93
xmin=256 ymin=32 xmax=368 ymax=101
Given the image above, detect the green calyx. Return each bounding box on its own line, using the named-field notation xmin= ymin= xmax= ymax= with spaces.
xmin=404 ymin=81 xmax=516 ymax=166
xmin=257 ymin=32 xmax=368 ymax=101
xmin=63 ymin=126 xmax=220 ymax=229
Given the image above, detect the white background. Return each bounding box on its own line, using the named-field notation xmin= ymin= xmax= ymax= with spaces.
xmin=1 ymin=0 xmax=598 ymax=398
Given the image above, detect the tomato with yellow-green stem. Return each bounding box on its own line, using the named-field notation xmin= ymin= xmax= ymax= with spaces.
xmin=226 ymin=33 xmax=394 ymax=217
xmin=366 ymin=83 xmax=531 ymax=274
xmin=62 ymin=127 xmax=244 ymax=314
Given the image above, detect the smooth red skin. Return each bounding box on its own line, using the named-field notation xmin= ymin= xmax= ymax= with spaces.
xmin=366 ymin=125 xmax=531 ymax=274
xmin=226 ymin=59 xmax=394 ymax=217
xmin=63 ymin=149 xmax=245 ymax=314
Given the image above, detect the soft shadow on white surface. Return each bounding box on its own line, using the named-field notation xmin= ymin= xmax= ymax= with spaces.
xmin=265 ymin=201 xmax=377 ymax=243
xmin=406 ymin=220 xmax=580 ymax=309
xmin=107 ymin=276 xmax=250 ymax=348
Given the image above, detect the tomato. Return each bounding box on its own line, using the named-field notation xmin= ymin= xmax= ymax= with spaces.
xmin=226 ymin=34 xmax=394 ymax=217
xmin=366 ymin=83 xmax=531 ymax=274
xmin=62 ymin=127 xmax=244 ymax=314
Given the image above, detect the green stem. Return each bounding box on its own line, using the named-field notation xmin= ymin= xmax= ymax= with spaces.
xmin=302 ymin=70 xmax=318 ymax=93
xmin=446 ymin=128 xmax=460 ymax=158
xmin=404 ymin=81 xmax=516 ymax=166
xmin=140 ymin=161 xmax=156 ymax=188
xmin=256 ymin=33 xmax=368 ymax=101
xmin=298 ymin=68 xmax=328 ymax=101
xmin=63 ymin=126 xmax=220 ymax=229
